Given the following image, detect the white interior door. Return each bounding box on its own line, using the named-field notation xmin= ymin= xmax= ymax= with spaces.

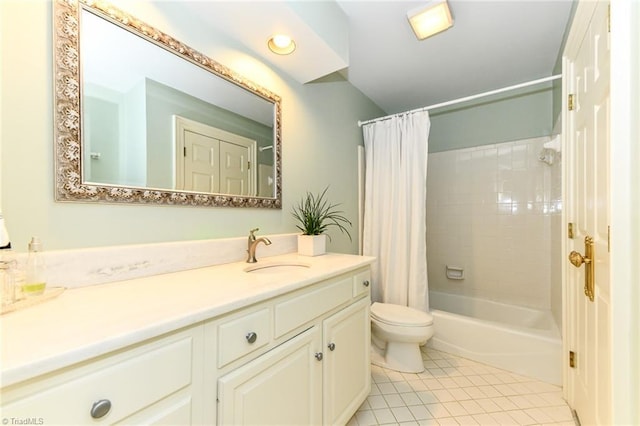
xmin=183 ymin=129 xmax=220 ymax=193
xmin=174 ymin=116 xmax=256 ymax=195
xmin=564 ymin=1 xmax=611 ymax=424
xmin=219 ymin=139 xmax=251 ymax=195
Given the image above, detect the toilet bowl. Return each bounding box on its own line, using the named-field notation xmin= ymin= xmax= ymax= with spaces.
xmin=370 ymin=302 xmax=434 ymax=373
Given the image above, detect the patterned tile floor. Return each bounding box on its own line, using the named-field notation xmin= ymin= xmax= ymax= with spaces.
xmin=348 ymin=347 xmax=575 ymax=426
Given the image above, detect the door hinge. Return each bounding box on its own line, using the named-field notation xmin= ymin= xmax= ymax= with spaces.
xmin=569 ymin=351 xmax=576 ymax=368
xmin=568 ymin=222 xmax=575 ymax=239
xmin=608 ymin=3 xmax=611 ymax=33
xmin=183 ymin=147 xmax=187 ymax=157
xmin=608 ymin=225 xmax=611 ymax=252
xmin=247 ymin=161 xmax=251 ymax=170
xmin=568 ymin=94 xmax=575 ymax=111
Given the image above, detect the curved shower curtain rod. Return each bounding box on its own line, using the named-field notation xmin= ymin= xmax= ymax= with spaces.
xmin=357 ymin=74 xmax=562 ymax=128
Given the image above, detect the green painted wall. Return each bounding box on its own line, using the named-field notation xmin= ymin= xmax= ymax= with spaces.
xmin=552 ymin=0 xmax=579 ymax=131
xmin=428 ymin=84 xmax=555 ymax=153
xmin=84 ymin=96 xmax=122 ymax=185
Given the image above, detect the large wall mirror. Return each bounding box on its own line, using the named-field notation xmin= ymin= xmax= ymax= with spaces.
xmin=53 ymin=0 xmax=282 ymax=208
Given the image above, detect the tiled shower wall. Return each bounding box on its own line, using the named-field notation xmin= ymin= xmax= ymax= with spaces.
xmin=426 ymin=136 xmax=562 ymax=312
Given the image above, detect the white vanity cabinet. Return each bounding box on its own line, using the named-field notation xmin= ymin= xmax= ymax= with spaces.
xmin=214 ymin=267 xmax=371 ymax=425
xmin=0 ymin=257 xmax=372 ymax=426
xmin=0 ymin=325 xmax=204 ymax=425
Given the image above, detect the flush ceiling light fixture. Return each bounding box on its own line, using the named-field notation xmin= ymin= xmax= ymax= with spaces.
xmin=268 ymin=34 xmax=296 ymax=55
xmin=407 ymin=0 xmax=454 ymax=40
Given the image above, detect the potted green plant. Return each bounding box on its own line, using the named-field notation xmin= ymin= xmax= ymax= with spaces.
xmin=291 ymin=187 xmax=352 ymax=256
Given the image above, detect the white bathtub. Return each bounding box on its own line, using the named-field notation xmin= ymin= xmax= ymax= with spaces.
xmin=427 ymin=291 xmax=562 ymax=385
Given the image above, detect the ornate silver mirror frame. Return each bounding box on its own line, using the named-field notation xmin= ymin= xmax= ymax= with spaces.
xmin=53 ymin=0 xmax=282 ymax=208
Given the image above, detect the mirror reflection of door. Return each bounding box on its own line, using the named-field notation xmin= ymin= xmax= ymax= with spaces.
xmin=182 ymin=129 xmax=220 ymax=193
xmin=174 ymin=116 xmax=256 ymax=195
xmin=219 ymin=140 xmax=252 ymax=195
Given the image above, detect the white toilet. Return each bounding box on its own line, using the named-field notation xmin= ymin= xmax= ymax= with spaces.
xmin=370 ymin=302 xmax=434 ymax=373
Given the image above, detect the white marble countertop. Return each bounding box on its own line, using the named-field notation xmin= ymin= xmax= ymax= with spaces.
xmin=0 ymin=252 xmax=374 ymax=388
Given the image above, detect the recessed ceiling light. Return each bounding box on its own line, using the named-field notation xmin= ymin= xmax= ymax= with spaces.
xmin=268 ymin=34 xmax=296 ymax=55
xmin=407 ymin=0 xmax=454 ymax=40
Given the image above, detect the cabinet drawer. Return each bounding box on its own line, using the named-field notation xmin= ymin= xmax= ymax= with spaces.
xmin=353 ymin=268 xmax=371 ymax=297
xmin=218 ymin=308 xmax=271 ymax=367
xmin=1 ymin=333 xmax=195 ymax=424
xmin=274 ymin=276 xmax=352 ymax=338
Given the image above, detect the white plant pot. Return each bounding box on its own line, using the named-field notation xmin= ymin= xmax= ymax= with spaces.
xmin=297 ymin=234 xmax=326 ymax=256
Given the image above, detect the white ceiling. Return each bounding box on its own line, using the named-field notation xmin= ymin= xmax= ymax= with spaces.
xmin=162 ymin=1 xmax=575 ymax=116
xmin=337 ymin=0 xmax=575 ymax=114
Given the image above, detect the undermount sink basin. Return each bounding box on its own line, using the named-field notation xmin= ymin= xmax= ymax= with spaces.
xmin=244 ymin=261 xmax=311 ymax=274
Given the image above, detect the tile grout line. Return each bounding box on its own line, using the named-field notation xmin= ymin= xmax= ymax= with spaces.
xmin=348 ymin=348 xmax=576 ymax=426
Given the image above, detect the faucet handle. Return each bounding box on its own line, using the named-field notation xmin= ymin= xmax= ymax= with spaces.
xmin=249 ymin=228 xmax=259 ymax=237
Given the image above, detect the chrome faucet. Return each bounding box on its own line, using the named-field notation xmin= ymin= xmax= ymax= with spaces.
xmin=246 ymin=228 xmax=271 ymax=263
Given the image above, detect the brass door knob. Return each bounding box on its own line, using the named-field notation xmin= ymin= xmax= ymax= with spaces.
xmin=569 ymin=250 xmax=590 ymax=267
xmin=568 ymin=236 xmax=595 ymax=302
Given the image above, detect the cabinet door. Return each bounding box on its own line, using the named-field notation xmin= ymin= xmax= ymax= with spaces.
xmin=323 ymin=297 xmax=371 ymax=425
xmin=217 ymin=327 xmax=322 ymax=425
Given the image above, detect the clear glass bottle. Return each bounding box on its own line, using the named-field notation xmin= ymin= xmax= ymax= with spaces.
xmin=23 ymin=237 xmax=46 ymax=297
xmin=0 ymin=244 xmax=20 ymax=305
xmin=1 ymin=260 xmax=15 ymax=307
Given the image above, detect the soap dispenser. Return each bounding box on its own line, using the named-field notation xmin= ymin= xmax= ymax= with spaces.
xmin=23 ymin=237 xmax=46 ymax=296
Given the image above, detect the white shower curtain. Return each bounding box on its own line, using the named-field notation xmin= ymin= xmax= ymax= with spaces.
xmin=362 ymin=111 xmax=430 ymax=312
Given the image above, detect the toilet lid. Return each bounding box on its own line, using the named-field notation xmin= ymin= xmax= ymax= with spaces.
xmin=370 ymin=302 xmax=433 ymax=327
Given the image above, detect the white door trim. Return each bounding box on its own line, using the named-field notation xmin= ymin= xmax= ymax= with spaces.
xmin=609 ymin=1 xmax=640 ymax=423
